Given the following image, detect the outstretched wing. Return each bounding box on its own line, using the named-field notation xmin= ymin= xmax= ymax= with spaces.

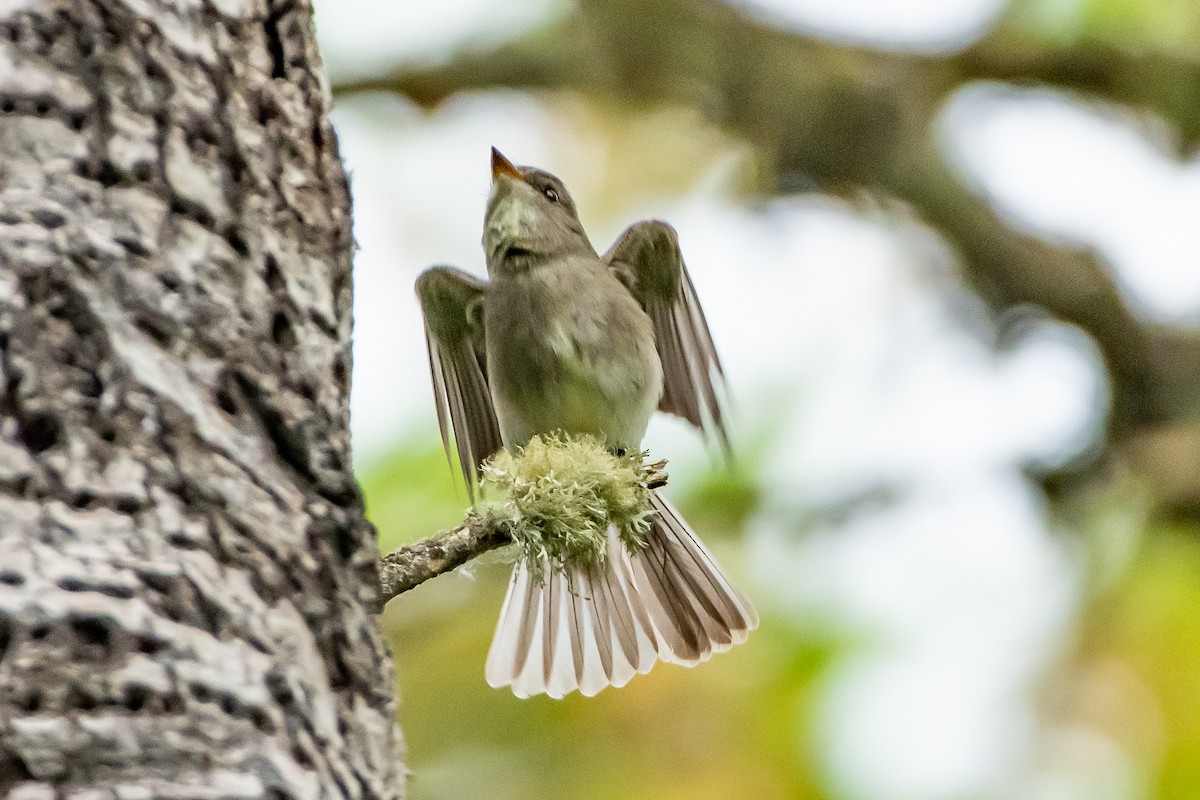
xmin=604 ymin=221 xmax=729 ymax=452
xmin=415 ymin=266 xmax=503 ymax=493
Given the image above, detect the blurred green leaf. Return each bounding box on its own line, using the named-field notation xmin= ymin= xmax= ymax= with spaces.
xmin=361 ymin=440 xmax=467 ymax=553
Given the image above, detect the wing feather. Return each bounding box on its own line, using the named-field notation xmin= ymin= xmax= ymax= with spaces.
xmin=415 ymin=266 xmax=503 ymax=492
xmin=603 ymin=221 xmax=729 ymax=452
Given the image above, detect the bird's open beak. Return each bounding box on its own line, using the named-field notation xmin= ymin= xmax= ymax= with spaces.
xmin=491 ymin=147 xmax=522 ymax=183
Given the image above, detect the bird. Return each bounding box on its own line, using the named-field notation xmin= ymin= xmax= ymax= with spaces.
xmin=415 ymin=147 xmax=757 ymax=699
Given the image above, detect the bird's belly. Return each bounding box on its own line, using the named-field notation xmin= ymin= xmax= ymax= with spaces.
xmin=494 ymin=370 xmax=650 ymax=449
xmin=489 ymin=324 xmax=662 ymax=450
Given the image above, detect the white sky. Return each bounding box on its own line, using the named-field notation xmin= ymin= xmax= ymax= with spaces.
xmin=314 ymin=0 xmax=562 ymax=77
xmin=945 ymin=82 xmax=1200 ymax=322
xmin=731 ymin=0 xmax=1009 ymax=51
xmin=317 ymin=1 xmax=1197 ymax=798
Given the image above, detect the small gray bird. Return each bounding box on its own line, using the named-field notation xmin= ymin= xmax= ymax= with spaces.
xmin=416 ymin=148 xmax=757 ymax=698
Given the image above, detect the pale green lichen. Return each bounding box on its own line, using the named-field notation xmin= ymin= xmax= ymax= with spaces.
xmin=476 ymin=433 xmax=654 ymax=583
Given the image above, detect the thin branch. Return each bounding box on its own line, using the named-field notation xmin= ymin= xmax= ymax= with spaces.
xmin=377 ymin=514 xmax=510 ymax=608
xmin=377 ymin=460 xmax=668 ymax=607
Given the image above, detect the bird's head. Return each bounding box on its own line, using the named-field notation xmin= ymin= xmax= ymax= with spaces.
xmin=483 ymin=148 xmax=593 ymax=274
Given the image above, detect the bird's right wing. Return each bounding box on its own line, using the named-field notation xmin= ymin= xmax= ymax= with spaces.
xmin=415 ymin=266 xmax=503 ymax=494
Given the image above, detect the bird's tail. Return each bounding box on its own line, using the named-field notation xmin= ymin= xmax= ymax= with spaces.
xmin=485 ymin=491 xmax=758 ymax=699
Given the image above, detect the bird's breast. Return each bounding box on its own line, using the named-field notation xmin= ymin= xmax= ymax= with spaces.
xmin=484 ymin=260 xmax=662 ymax=449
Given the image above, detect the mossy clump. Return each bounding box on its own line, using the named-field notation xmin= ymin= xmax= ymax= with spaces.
xmin=478 ymin=433 xmax=654 ymax=583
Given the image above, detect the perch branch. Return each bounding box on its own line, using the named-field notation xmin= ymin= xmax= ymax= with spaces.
xmin=377 ymin=459 xmax=668 ymax=607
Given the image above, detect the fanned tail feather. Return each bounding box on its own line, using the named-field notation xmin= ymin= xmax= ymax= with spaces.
xmin=485 ymin=492 xmax=758 ymax=698
xmin=631 ymin=493 xmax=757 ymax=665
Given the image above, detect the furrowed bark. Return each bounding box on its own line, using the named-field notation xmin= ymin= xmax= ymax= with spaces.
xmin=0 ymin=1 xmax=402 ymax=797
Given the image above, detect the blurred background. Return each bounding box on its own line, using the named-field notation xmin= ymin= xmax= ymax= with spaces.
xmin=313 ymin=0 xmax=1200 ymax=797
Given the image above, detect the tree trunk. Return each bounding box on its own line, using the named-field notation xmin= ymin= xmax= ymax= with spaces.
xmin=0 ymin=1 xmax=402 ymax=797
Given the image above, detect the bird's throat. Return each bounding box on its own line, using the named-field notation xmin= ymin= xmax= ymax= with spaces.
xmin=502 ymin=244 xmax=534 ymax=260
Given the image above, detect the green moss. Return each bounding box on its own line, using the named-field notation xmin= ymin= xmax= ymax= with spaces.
xmin=476 ymin=433 xmax=654 ymax=583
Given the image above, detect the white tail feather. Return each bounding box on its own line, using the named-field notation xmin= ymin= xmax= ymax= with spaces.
xmin=486 ymin=492 xmax=757 ymax=698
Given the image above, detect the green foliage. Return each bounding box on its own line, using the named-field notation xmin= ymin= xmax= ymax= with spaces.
xmin=477 ymin=434 xmax=654 ymax=582
xmin=360 ymin=442 xmax=467 ymax=553
xmin=1089 ymin=525 xmax=1200 ymax=799
xmin=1012 ymin=0 xmax=1200 ymax=54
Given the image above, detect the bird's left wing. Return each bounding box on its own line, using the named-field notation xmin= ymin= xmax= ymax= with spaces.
xmin=415 ymin=266 xmax=503 ymax=494
xmin=604 ymin=220 xmax=729 ymax=453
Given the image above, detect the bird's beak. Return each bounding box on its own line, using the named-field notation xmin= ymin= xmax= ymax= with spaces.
xmin=491 ymin=147 xmax=522 ymax=183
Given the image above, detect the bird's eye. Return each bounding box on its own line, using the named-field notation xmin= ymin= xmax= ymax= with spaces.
xmin=543 ymin=187 xmax=560 ymax=203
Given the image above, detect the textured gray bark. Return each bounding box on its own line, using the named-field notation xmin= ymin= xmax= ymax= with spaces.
xmin=0 ymin=1 xmax=403 ymax=798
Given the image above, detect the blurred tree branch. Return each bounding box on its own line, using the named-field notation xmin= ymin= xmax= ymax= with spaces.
xmin=958 ymin=37 xmax=1200 ymax=148
xmin=334 ymin=0 xmax=1200 ymax=515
